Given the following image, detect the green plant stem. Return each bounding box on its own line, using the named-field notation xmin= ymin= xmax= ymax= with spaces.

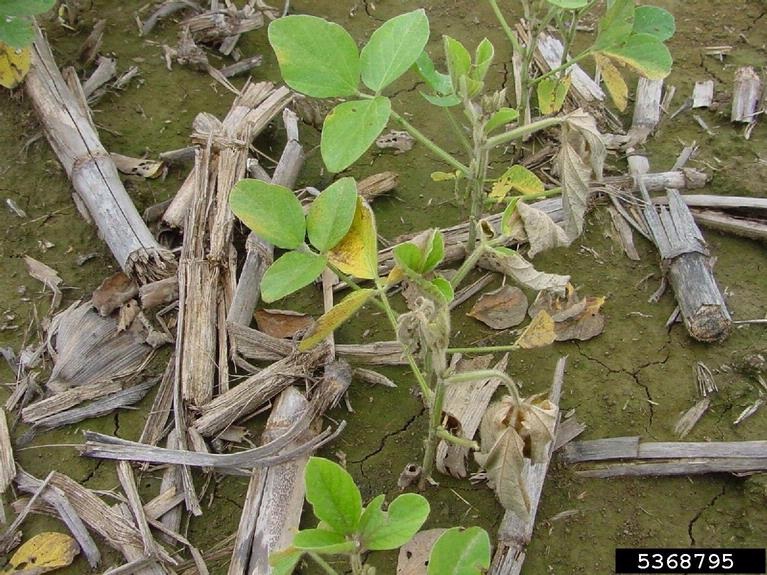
xmin=436 ymin=427 xmax=479 ymax=450
xmin=308 ymin=552 xmax=341 ymax=575
xmin=419 ymin=371 xmax=445 ymax=490
xmin=447 ymin=343 xmax=520 ymax=354
xmin=529 ymin=50 xmax=592 ymax=86
xmin=328 ymin=266 xmax=390 ymax=315
xmin=443 ymin=107 xmax=473 ymax=156
xmin=486 ymin=0 xmax=523 ymax=55
xmin=484 ymin=115 xmax=565 ymax=149
xmin=390 ymin=110 xmax=470 ymax=175
xmin=450 ymin=242 xmax=486 ymax=289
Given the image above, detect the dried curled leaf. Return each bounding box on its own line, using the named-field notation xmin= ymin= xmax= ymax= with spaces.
xmin=475 ymin=426 xmax=529 ymax=520
xmin=467 ymin=285 xmax=528 ymax=330
xmin=1 ymin=532 xmax=79 ymax=575
xmin=516 ymin=201 xmax=571 ymax=258
xmin=518 ymin=393 xmax=558 ymax=462
xmin=480 ymin=247 xmax=569 ymax=294
xmin=528 ymin=287 xmax=606 ymax=341
xmin=514 ymin=310 xmax=557 ymax=349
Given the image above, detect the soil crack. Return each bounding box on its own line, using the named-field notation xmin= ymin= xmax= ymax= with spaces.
xmin=353 ymin=406 xmax=425 ymax=466
xmin=688 ymin=484 xmax=726 ymax=545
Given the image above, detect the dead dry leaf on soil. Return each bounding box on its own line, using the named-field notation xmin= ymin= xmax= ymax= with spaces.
xmin=92 ymin=272 xmax=138 ymax=316
xmin=396 ymin=528 xmax=447 ymax=575
xmin=254 ymin=308 xmax=313 ymax=339
xmin=529 ymin=287 xmax=606 ymax=341
xmin=514 ymin=310 xmax=557 ymax=349
xmin=467 ymin=285 xmax=528 ymax=330
xmin=0 ymin=532 xmax=79 ymax=575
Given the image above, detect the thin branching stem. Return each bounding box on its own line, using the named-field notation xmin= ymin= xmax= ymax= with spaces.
xmin=390 ymin=110 xmax=470 ymax=175
xmin=308 ymin=552 xmax=341 ymax=575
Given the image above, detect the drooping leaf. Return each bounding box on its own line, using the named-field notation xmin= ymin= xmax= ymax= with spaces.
xmin=443 ymin=35 xmax=471 ymax=91
xmin=545 ymin=0 xmax=588 ymax=8
xmin=600 ymin=33 xmax=673 ymax=80
xmin=0 ymin=0 xmax=55 ymax=16
xmin=489 ymin=165 xmax=545 ymax=202
xmin=269 ymin=547 xmax=304 ymax=575
xmin=514 ymin=309 xmax=557 ymax=349
xmin=481 ymin=247 xmax=570 ymax=293
xmin=594 ymin=0 xmax=635 ymax=50
xmin=594 ymin=53 xmax=628 ymax=111
xmin=516 ymin=201 xmax=571 ymax=258
xmin=414 ymin=50 xmax=453 ymax=95
xmin=564 ymin=109 xmax=605 ymax=178
xmin=557 ymin=139 xmax=592 ymax=238
xmin=536 ymin=75 xmax=571 ymax=115
xmin=468 ymin=285 xmax=528 ymax=330
xmin=306 ymin=177 xmax=358 ymax=252
xmin=0 ymin=16 xmax=33 ymax=49
xmin=0 ymin=42 xmax=29 ymax=88
xmin=299 ymin=288 xmax=375 ymax=351
xmin=359 ymin=493 xmax=430 ymax=551
xmin=268 ymin=15 xmax=359 ymax=97
xmin=471 ymin=38 xmax=494 ymax=83
xmin=328 ymin=197 xmax=379 ymax=279
xmin=261 ymin=252 xmax=327 ymax=303
xmin=304 ymin=457 xmax=362 ymax=536
xmin=518 ymin=394 xmax=558 ymax=462
xmin=632 ymin=6 xmax=675 ymax=41
xmin=485 ymin=107 xmax=519 ymax=134
xmin=1 ymin=532 xmax=79 ymax=575
xmin=361 ymin=9 xmax=429 ymax=93
xmin=427 ymin=527 xmax=492 ymax=575
xmin=230 ymin=179 xmax=305 ymax=250
xmin=321 ymin=97 xmax=392 ymax=173
xmin=292 ymin=529 xmax=356 ymax=554
xmin=475 ymin=426 xmax=530 ymax=519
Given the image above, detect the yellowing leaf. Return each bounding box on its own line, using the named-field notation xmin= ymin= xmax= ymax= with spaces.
xmin=328 ymin=197 xmax=378 ymax=279
xmin=536 ymin=75 xmax=571 ymax=115
xmin=0 ymin=43 xmax=30 ymax=89
xmin=299 ymin=288 xmax=374 ymax=351
xmin=595 ymin=53 xmax=628 ymax=112
xmin=430 ymin=171 xmax=458 ymax=182
xmin=514 ymin=310 xmax=556 ymax=349
xmin=489 ymin=165 xmax=545 ymax=202
xmin=1 ymin=532 xmax=79 ymax=575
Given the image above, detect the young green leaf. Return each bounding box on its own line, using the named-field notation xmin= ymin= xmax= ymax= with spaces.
xmin=359 ymin=493 xmax=430 ymax=551
xmin=422 ymin=230 xmax=445 ymax=273
xmin=268 ymin=15 xmax=360 ymax=98
xmin=321 ymin=97 xmax=392 ymax=173
xmin=261 ymin=252 xmax=327 ymax=303
xmin=230 ymin=179 xmax=305 ymax=250
xmin=307 ymin=177 xmax=358 ymax=252
xmin=0 ymin=0 xmax=55 ymax=16
xmin=471 ymin=38 xmax=494 ymax=83
xmin=427 ymin=527 xmax=492 ymax=575
xmin=632 ymin=6 xmax=675 ymax=41
xmin=0 ymin=17 xmax=33 ymax=48
xmin=393 ymin=242 xmax=423 ymax=273
xmin=485 ymin=107 xmax=519 ymax=134
xmin=414 ymin=51 xmax=453 ymax=95
xmin=501 ymin=197 xmax=521 ymax=236
xmin=421 ymin=92 xmax=462 ymax=107
xmin=299 ymin=289 xmax=375 ymax=351
xmin=545 ymin=0 xmax=588 ymax=8
xmin=292 ymin=529 xmax=356 ymax=554
xmin=594 ymin=0 xmax=635 ymax=50
xmin=361 ymin=9 xmax=430 ymax=93
xmin=600 ymin=33 xmax=672 ymax=80
xmin=430 ymin=277 xmax=454 ymax=303
xmin=328 ymin=197 xmax=379 ymax=279
xmin=443 ymin=35 xmax=471 ymax=91
xmin=305 ymin=457 xmax=363 ymax=536
xmin=269 ymin=547 xmax=304 ymax=575
xmin=536 ymin=75 xmax=571 ymax=115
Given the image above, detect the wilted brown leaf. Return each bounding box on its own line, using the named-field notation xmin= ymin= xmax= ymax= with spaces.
xmin=255 ymin=308 xmax=314 ymax=339
xmin=515 ymin=310 xmax=557 ymax=349
xmin=517 ymin=202 xmax=571 ymax=258
xmin=92 ymin=272 xmax=138 ymax=316
xmin=529 ymin=288 xmax=606 ymax=341
xmin=480 ymin=247 xmax=569 ymax=294
xmin=467 ymin=285 xmax=528 ymax=330
xmin=475 ymin=426 xmax=530 ymax=520
xmin=518 ymin=394 xmax=558 ymax=463
xmin=396 ymin=528 xmax=447 ymax=575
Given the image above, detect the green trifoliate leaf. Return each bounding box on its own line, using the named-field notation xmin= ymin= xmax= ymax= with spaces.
xmin=361 ymin=9 xmax=429 ymax=93
xmin=307 ymin=177 xmax=358 ymax=252
xmin=321 ymin=97 xmax=392 ymax=173
xmin=268 ymin=15 xmax=359 ymax=98
xmin=304 ymin=457 xmax=363 ymax=536
xmin=261 ymin=252 xmax=327 ymax=303
xmin=230 ymin=179 xmax=305 ymax=250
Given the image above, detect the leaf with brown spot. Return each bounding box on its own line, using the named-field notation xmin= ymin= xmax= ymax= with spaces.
xmin=1 ymin=532 xmax=79 ymax=575
xmin=467 ymin=285 xmax=528 ymax=330
xmin=255 ymin=309 xmax=314 ymax=339
xmin=396 ymin=528 xmax=447 ymax=575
